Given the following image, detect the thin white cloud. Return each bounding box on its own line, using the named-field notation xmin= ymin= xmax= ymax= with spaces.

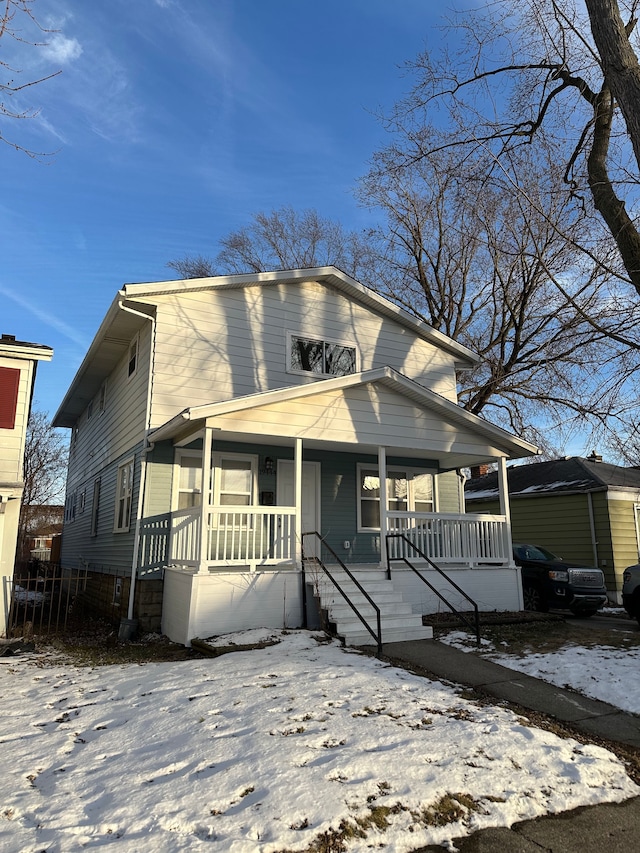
xmin=0 ymin=284 xmax=89 ymax=349
xmin=42 ymin=34 xmax=83 ymax=65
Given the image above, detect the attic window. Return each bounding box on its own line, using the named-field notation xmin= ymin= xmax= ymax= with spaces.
xmin=289 ymin=335 xmax=356 ymax=377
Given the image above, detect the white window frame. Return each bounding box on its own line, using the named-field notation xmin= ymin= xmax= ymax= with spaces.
xmin=286 ymin=331 xmax=358 ymax=378
xmin=127 ymin=335 xmax=139 ymax=379
xmin=357 ymin=464 xmax=437 ymax=532
xmin=172 ymin=450 xmax=204 ymax=511
xmin=114 ymin=457 xmax=135 ymax=533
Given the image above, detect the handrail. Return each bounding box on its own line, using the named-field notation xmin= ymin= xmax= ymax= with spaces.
xmin=302 ymin=532 xmax=382 ymax=656
xmin=385 ymin=533 xmax=480 ymax=646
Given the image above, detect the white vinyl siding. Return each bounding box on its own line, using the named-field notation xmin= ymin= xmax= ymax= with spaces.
xmin=63 ymin=323 xmax=150 ymax=501
xmin=184 ymin=384 xmax=499 ymax=457
xmin=145 ymin=279 xmax=459 ymax=427
xmin=0 ymin=356 xmax=35 ymax=484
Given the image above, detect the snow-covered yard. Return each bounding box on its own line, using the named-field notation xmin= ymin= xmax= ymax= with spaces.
xmin=0 ymin=629 xmax=638 ymax=852
xmin=441 ymin=620 xmax=640 ymax=716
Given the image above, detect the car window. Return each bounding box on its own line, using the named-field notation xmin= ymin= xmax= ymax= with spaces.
xmin=514 ymin=544 xmax=559 ymax=561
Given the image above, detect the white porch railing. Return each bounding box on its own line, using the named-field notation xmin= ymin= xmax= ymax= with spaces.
xmin=386 ymin=512 xmax=511 ymax=566
xmin=169 ymin=507 xmax=511 ymax=571
xmin=170 ymin=505 xmax=297 ymax=570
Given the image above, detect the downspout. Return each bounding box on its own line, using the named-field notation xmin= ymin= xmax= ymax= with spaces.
xmin=118 ymin=299 xmax=155 ymax=624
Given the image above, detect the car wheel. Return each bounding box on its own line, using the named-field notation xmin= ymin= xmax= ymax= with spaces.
xmin=523 ymin=585 xmax=547 ymax=612
xmin=569 ymin=608 xmax=597 ymax=618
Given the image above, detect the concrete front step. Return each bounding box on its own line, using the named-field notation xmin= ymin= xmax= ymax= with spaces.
xmin=309 ymin=563 xmax=432 ymax=649
xmin=326 ymin=601 xmax=414 ymax=619
xmin=334 ymin=613 xmax=426 ymax=633
xmin=341 ymin=625 xmax=434 ymax=645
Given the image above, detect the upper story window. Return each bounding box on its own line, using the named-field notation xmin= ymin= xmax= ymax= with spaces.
xmin=289 ymin=334 xmax=356 ymax=378
xmin=127 ymin=336 xmax=138 ymax=378
xmin=98 ymin=382 xmax=107 ymax=413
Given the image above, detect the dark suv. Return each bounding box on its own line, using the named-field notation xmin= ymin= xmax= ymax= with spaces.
xmin=513 ymin=544 xmax=608 ymax=617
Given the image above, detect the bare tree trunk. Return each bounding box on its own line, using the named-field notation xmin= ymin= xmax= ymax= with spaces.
xmin=585 ymin=0 xmax=640 ymax=172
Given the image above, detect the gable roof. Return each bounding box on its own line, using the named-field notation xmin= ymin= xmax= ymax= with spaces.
xmin=53 ymin=267 xmax=479 ymax=428
xmin=465 ymin=456 xmax=640 ymax=500
xmin=150 ymin=366 xmax=538 ymax=469
xmin=121 ymin=266 xmax=480 ymax=367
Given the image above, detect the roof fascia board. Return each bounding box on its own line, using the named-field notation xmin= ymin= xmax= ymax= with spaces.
xmin=52 ymin=293 xmax=153 ymax=426
xmin=0 ymin=343 xmax=53 ymax=361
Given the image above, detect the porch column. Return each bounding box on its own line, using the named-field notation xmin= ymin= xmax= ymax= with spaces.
xmin=497 ymin=456 xmax=513 ymax=561
xmin=378 ymin=446 xmax=388 ymax=569
xmin=198 ymin=426 xmax=214 ymax=573
xmin=294 ymin=437 xmax=303 ymax=566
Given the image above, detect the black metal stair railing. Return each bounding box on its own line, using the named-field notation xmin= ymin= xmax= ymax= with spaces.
xmin=301 ymin=531 xmax=382 ymax=656
xmin=385 ymin=533 xmax=481 ymax=646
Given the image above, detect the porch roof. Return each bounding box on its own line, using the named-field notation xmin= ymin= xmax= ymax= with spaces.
xmin=149 ymin=367 xmax=538 ymax=469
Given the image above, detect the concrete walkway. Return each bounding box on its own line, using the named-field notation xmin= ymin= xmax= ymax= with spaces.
xmin=381 ymin=638 xmax=640 ymax=852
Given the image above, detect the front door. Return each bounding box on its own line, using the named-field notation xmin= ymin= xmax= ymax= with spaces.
xmin=277 ymin=460 xmax=321 ymax=557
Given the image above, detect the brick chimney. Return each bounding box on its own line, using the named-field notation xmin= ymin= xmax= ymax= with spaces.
xmin=470 ymin=464 xmax=491 ymax=479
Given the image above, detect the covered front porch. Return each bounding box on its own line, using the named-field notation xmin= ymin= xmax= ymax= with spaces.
xmin=148 ymin=368 xmax=536 ymax=645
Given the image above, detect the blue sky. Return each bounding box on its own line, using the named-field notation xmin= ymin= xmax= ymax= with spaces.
xmin=1 ymin=0 xmax=452 ymax=420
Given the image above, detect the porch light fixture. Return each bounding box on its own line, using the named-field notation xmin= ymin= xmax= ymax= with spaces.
xmin=260 ymin=456 xmax=275 ymax=475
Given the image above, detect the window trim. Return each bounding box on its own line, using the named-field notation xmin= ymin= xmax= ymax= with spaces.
xmin=286 ymin=330 xmax=358 ymax=378
xmin=114 ymin=457 xmax=135 ymax=533
xmin=356 ymin=464 xmax=437 ymax=532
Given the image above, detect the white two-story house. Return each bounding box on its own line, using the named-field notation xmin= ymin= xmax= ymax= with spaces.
xmin=53 ymin=267 xmax=536 ymax=646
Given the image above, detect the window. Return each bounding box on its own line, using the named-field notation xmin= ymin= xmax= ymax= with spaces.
xmin=217 ymin=457 xmax=254 ymax=505
xmin=79 ymin=489 xmax=86 ymax=514
xmin=114 ymin=458 xmax=134 ymax=532
xmin=87 ymin=401 xmax=93 ymax=421
xmin=64 ymin=492 xmax=77 ymax=523
xmin=175 ymin=452 xmax=203 ymax=509
xmin=289 ymin=334 xmax=356 ymax=377
xmin=98 ymin=382 xmax=107 ymax=413
xmin=90 ymin=479 xmax=101 ymax=536
xmin=357 ymin=465 xmax=435 ymax=531
xmin=127 ymin=336 xmax=138 ymax=378
xmin=0 ymin=366 xmax=20 ymax=429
